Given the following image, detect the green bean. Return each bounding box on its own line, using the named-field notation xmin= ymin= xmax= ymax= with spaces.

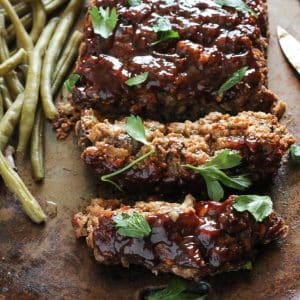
xmin=45 ymin=0 xmax=69 ymax=15
xmin=1 ymin=2 xmax=30 ymax=21
xmin=6 ymin=13 xmax=32 ymax=45
xmin=0 ymin=93 xmax=24 ymax=150
xmin=0 ymin=78 xmax=12 ymax=109
xmin=0 ymin=150 xmax=47 ymax=223
xmin=0 ymin=14 xmax=24 ymax=97
xmin=29 ymin=0 xmax=46 ymax=44
xmin=18 ymin=17 xmax=59 ymax=156
xmin=0 ymin=88 xmax=4 ymax=119
xmin=6 ymin=1 xmax=68 ymax=45
xmin=30 ymin=107 xmax=45 ymax=182
xmin=52 ymin=31 xmax=83 ymax=95
xmin=0 ymin=0 xmax=33 ymax=52
xmin=18 ymin=63 xmax=28 ymax=78
xmin=0 ymin=48 xmax=27 ymax=76
xmin=41 ymin=0 xmax=83 ymax=120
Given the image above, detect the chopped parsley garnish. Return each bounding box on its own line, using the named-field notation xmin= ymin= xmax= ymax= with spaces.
xmin=148 ymin=278 xmax=207 ymax=300
xmin=128 ymin=0 xmax=142 ymax=6
xmin=184 ymin=149 xmax=251 ymax=201
xmin=216 ymin=0 xmax=258 ymax=18
xmin=152 ymin=17 xmax=180 ymax=45
xmin=113 ymin=212 xmax=151 ymax=238
xmin=216 ymin=66 xmax=248 ymax=96
xmin=101 ymin=115 xmax=154 ymax=191
xmin=125 ymin=72 xmax=149 ymax=87
xmin=233 ymin=195 xmax=273 ymax=222
xmin=290 ymin=145 xmax=300 ymax=165
xmin=90 ymin=6 xmax=118 ymax=39
xmin=63 ymin=73 xmax=80 ymax=92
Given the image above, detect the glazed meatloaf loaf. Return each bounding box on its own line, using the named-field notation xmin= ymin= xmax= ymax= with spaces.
xmin=77 ymin=110 xmax=295 ymax=195
xmin=71 ymin=0 xmax=285 ymax=121
xmin=73 ymin=195 xmax=288 ymax=280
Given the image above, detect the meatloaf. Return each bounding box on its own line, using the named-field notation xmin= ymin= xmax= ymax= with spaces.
xmin=71 ymin=0 xmax=285 ymax=121
xmin=77 ymin=110 xmax=295 ymax=195
xmin=72 ymin=194 xmax=288 ymax=280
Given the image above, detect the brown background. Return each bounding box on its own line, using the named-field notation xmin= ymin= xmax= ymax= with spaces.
xmin=0 ymin=0 xmax=299 ymax=299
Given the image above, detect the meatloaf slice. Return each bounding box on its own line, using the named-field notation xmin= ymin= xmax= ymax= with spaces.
xmin=77 ymin=110 xmax=295 ymax=195
xmin=71 ymin=0 xmax=285 ymax=121
xmin=72 ymin=194 xmax=288 ymax=280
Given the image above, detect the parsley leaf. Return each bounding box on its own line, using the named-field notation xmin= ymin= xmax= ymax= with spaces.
xmin=113 ymin=212 xmax=151 ymax=238
xmin=243 ymin=261 xmax=253 ymax=270
xmin=233 ymin=195 xmax=273 ymax=222
xmin=101 ymin=149 xmax=155 ymax=191
xmin=90 ymin=6 xmax=118 ymax=39
xmin=216 ymin=0 xmax=258 ymax=18
xmin=231 ymin=261 xmax=253 ymax=272
xmin=204 ymin=178 xmax=224 ymax=202
xmin=216 ymin=66 xmax=248 ymax=96
xmin=148 ymin=278 xmax=207 ymax=300
xmin=205 ymin=149 xmax=242 ymax=169
xmin=183 ymin=150 xmax=251 ymax=201
xmin=128 ymin=0 xmax=142 ymax=6
xmin=124 ymin=115 xmax=150 ymax=145
xmin=125 ymin=72 xmax=149 ymax=87
xmin=290 ymin=145 xmax=300 ymax=165
xmin=64 ymin=73 xmax=80 ymax=92
xmin=152 ymin=17 xmax=180 ymax=45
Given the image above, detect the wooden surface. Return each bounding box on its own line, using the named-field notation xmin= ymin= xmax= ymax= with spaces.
xmin=0 ymin=0 xmax=299 ymax=299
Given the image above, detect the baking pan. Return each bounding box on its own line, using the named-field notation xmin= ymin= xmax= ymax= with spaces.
xmin=0 ymin=0 xmax=299 ymax=299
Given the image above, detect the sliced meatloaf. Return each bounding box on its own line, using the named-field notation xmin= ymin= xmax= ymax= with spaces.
xmin=72 ymin=194 xmax=288 ymax=280
xmin=71 ymin=0 xmax=285 ymax=121
xmin=77 ymin=110 xmax=295 ymax=195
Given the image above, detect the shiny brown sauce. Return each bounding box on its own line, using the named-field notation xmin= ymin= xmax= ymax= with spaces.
xmin=73 ymin=0 xmax=274 ymax=121
xmin=93 ymin=197 xmax=269 ymax=274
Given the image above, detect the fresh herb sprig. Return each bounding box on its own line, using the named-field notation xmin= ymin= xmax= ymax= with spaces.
xmin=184 ymin=150 xmax=251 ymax=201
xmin=216 ymin=66 xmax=248 ymax=96
xmin=233 ymin=195 xmax=273 ymax=222
xmin=113 ymin=212 xmax=151 ymax=238
xmin=290 ymin=145 xmax=300 ymax=165
xmin=101 ymin=149 xmax=154 ymax=191
xmin=152 ymin=17 xmax=180 ymax=45
xmin=125 ymin=72 xmax=149 ymax=87
xmin=216 ymin=0 xmax=258 ymax=18
xmin=101 ymin=115 xmax=154 ymax=191
xmin=148 ymin=278 xmax=207 ymax=300
xmin=64 ymin=73 xmax=80 ymax=92
xmin=90 ymin=6 xmax=118 ymax=38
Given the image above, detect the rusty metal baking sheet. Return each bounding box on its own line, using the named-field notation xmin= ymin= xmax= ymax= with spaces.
xmin=0 ymin=0 xmax=300 ymax=299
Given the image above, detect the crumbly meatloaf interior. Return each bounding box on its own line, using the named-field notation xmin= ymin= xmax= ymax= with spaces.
xmin=73 ymin=194 xmax=288 ymax=280
xmin=71 ymin=0 xmax=285 ymax=121
xmin=77 ymin=110 xmax=295 ymax=194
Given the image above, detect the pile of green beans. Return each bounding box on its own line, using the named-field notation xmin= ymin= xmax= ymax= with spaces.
xmin=41 ymin=0 xmax=83 ymax=119
xmin=0 ymin=0 xmax=83 ymax=223
xmin=18 ymin=17 xmax=59 ymax=156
